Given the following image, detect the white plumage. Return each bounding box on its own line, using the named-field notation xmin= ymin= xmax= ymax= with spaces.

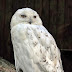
xmin=10 ymin=8 xmax=64 ymax=72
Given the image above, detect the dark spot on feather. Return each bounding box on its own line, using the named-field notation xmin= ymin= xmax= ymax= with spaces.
xmin=46 ymin=62 xmax=48 ymax=64
xmin=57 ymin=67 xmax=58 ymax=69
xmin=46 ymin=35 xmax=48 ymax=37
xmin=55 ymin=56 xmax=57 ymax=58
xmin=27 ymin=33 xmax=29 ymax=35
xmin=43 ymin=56 xmax=46 ymax=62
xmin=43 ymin=59 xmax=46 ymax=62
xmin=41 ymin=31 xmax=42 ymax=33
xmin=40 ymin=49 xmax=42 ymax=53
xmin=33 ymin=42 xmax=38 ymax=47
xmin=51 ymin=59 xmax=53 ymax=61
xmin=47 ymin=47 xmax=49 ymax=48
xmin=38 ymin=37 xmax=40 ymax=38
xmin=59 ymin=59 xmax=61 ymax=63
xmin=54 ymin=45 xmax=56 ymax=48
xmin=31 ymin=35 xmax=32 ymax=36
xmin=46 ymin=47 xmax=50 ymax=50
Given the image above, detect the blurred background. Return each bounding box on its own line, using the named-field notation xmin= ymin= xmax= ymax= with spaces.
xmin=0 ymin=0 xmax=72 ymax=72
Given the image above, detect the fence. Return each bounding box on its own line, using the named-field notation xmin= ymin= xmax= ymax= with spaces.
xmin=0 ymin=0 xmax=72 ymax=62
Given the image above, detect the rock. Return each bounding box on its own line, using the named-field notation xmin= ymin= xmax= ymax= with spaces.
xmin=0 ymin=57 xmax=16 ymax=72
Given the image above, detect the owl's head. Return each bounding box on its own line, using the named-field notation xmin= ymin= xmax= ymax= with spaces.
xmin=10 ymin=8 xmax=42 ymax=29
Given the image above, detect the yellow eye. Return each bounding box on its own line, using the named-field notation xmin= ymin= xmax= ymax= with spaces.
xmin=33 ymin=16 xmax=36 ymax=18
xmin=21 ymin=15 xmax=27 ymax=18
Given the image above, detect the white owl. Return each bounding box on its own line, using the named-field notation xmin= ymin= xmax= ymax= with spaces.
xmin=10 ymin=8 xmax=64 ymax=72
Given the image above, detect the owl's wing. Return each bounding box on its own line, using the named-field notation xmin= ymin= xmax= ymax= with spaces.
xmin=30 ymin=25 xmax=64 ymax=72
xmin=11 ymin=24 xmax=64 ymax=72
xmin=11 ymin=24 xmax=36 ymax=72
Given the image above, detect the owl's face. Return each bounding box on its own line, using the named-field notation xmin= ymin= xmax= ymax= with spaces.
xmin=11 ymin=8 xmax=42 ymax=28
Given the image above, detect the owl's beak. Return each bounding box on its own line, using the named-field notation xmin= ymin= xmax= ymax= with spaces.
xmin=29 ymin=18 xmax=32 ymax=24
xmin=29 ymin=21 xmax=32 ymax=24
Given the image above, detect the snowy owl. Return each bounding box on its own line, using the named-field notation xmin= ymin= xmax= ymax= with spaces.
xmin=10 ymin=8 xmax=64 ymax=72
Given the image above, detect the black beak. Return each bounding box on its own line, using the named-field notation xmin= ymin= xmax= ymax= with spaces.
xmin=29 ymin=21 xmax=31 ymax=24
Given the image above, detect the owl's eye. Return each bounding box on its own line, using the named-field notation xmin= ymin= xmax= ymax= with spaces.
xmin=21 ymin=15 xmax=27 ymax=18
xmin=33 ymin=16 xmax=36 ymax=18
